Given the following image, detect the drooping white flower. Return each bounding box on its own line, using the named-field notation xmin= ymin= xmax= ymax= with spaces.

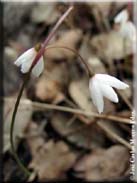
xmin=116 ymin=20 xmax=136 ymax=47
xmin=89 ymin=74 xmax=129 ymax=113
xmin=14 ymin=48 xmax=44 ymax=77
xmin=114 ymin=9 xmax=129 ymax=25
xmin=114 ymin=9 xmax=136 ymax=53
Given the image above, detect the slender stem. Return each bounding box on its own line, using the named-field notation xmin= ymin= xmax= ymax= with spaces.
xmin=10 ymin=6 xmax=73 ymax=177
xmin=43 ymin=7 xmax=73 ymax=48
xmin=31 ymin=6 xmax=73 ymax=68
xmin=10 ymin=73 xmax=31 ymax=176
xmin=45 ymin=45 xmax=94 ymax=77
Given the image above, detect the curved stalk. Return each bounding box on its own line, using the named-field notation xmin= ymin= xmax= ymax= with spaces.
xmin=10 ymin=72 xmax=31 ymax=177
xmin=10 ymin=45 xmax=93 ymax=177
xmin=45 ymin=45 xmax=94 ymax=77
xmin=10 ymin=6 xmax=73 ymax=177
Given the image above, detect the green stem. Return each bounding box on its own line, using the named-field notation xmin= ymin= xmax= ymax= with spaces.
xmin=10 ymin=72 xmax=31 ymax=177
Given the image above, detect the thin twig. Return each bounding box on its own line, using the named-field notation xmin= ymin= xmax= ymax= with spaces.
xmin=117 ymin=90 xmax=133 ymax=111
xmin=5 ymin=97 xmax=131 ymax=124
xmin=97 ymin=121 xmax=131 ymax=149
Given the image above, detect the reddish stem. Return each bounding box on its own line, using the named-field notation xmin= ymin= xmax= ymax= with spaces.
xmin=31 ymin=6 xmax=73 ymax=69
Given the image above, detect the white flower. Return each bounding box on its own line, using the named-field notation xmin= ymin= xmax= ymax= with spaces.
xmin=14 ymin=48 xmax=44 ymax=77
xmin=114 ymin=9 xmax=129 ymax=25
xmin=114 ymin=9 xmax=136 ymax=53
xmin=89 ymin=74 xmax=129 ymax=113
xmin=119 ymin=21 xmax=136 ymax=47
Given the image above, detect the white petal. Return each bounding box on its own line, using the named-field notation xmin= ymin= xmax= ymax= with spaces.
xmin=89 ymin=78 xmax=104 ymax=113
xmin=100 ymin=84 xmax=118 ymax=103
xmin=20 ymin=59 xmax=33 ymax=73
xmin=32 ymin=56 xmax=44 ymax=77
xmin=96 ymin=74 xmax=129 ymax=89
xmin=120 ymin=21 xmax=136 ymax=42
xmin=14 ymin=47 xmax=44 ymax=77
xmin=14 ymin=48 xmax=35 ymax=66
xmin=114 ymin=9 xmax=129 ymax=24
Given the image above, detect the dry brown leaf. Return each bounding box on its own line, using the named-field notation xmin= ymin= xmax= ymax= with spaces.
xmin=89 ymin=2 xmax=112 ymax=17
xmin=119 ymin=80 xmax=132 ymax=99
xmin=35 ymin=62 xmax=69 ymax=103
xmin=25 ymin=122 xmax=46 ymax=157
xmin=4 ymin=95 xmax=32 ymax=152
xmin=45 ymin=29 xmax=82 ymax=60
xmin=90 ymin=31 xmax=133 ymax=62
xmin=97 ymin=120 xmax=131 ymax=149
xmin=88 ymin=56 xmax=106 ymax=74
xmin=4 ymin=46 xmax=18 ymax=61
xmin=31 ymin=3 xmax=60 ymax=24
xmin=74 ymin=145 xmax=129 ymax=181
xmin=51 ymin=112 xmax=106 ymax=149
xmin=35 ymin=78 xmax=64 ymax=103
xmin=26 ymin=121 xmax=77 ymax=181
xmin=28 ymin=125 xmax=77 ymax=181
xmin=79 ymin=35 xmax=92 ymax=61
xmin=79 ymin=36 xmax=106 ymax=74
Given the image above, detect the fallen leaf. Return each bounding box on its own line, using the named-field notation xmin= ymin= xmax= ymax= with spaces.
xmin=90 ymin=31 xmax=133 ymax=62
xmin=4 ymin=96 xmax=32 ymax=152
xmin=51 ymin=112 xmax=106 ymax=149
xmin=79 ymin=36 xmax=106 ymax=74
xmin=88 ymin=56 xmax=106 ymax=74
xmin=74 ymin=145 xmax=129 ymax=181
xmin=45 ymin=29 xmax=82 ymax=60
xmin=27 ymin=122 xmax=77 ymax=181
xmin=89 ymin=2 xmax=112 ymax=17
xmin=97 ymin=120 xmax=131 ymax=149
xmin=31 ymin=3 xmax=60 ymax=24
xmin=35 ymin=62 xmax=69 ymax=103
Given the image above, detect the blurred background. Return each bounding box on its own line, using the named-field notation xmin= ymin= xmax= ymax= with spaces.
xmin=3 ymin=1 xmax=135 ymax=182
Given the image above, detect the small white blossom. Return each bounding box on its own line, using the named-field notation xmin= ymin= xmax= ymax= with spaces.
xmin=119 ymin=21 xmax=136 ymax=45
xmin=114 ymin=9 xmax=136 ymax=53
xmin=114 ymin=9 xmax=129 ymax=25
xmin=89 ymin=74 xmax=129 ymax=113
xmin=14 ymin=48 xmax=44 ymax=77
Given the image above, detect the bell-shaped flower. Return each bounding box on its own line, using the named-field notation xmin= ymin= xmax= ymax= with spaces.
xmin=114 ymin=9 xmax=129 ymax=25
xmin=114 ymin=9 xmax=136 ymax=53
xmin=118 ymin=21 xmax=136 ymax=47
xmin=89 ymin=74 xmax=129 ymax=113
xmin=14 ymin=48 xmax=44 ymax=77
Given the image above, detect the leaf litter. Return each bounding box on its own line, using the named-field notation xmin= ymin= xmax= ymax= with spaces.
xmin=4 ymin=2 xmax=133 ymax=182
